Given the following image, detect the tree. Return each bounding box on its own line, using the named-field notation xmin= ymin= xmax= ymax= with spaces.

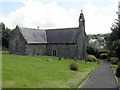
xmin=112 ymin=40 xmax=120 ymax=59
xmin=1 ymin=22 xmax=5 ymax=30
xmin=108 ymin=20 xmax=120 ymax=78
xmin=0 ymin=23 xmax=3 ymax=49
xmin=1 ymin=23 xmax=12 ymax=49
xmin=108 ymin=20 xmax=120 ymax=50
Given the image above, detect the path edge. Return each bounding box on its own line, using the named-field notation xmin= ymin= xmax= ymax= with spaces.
xmin=78 ymin=61 xmax=101 ymax=88
xmin=111 ymin=65 xmax=120 ymax=90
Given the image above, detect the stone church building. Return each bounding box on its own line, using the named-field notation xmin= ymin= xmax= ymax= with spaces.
xmin=9 ymin=11 xmax=87 ymax=60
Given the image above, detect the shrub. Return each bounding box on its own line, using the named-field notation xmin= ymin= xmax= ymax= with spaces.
xmin=110 ymin=57 xmax=119 ymax=65
xmin=112 ymin=40 xmax=120 ymax=59
xmin=115 ymin=65 xmax=120 ymax=78
xmin=99 ymin=49 xmax=109 ymax=54
xmin=100 ymin=53 xmax=108 ymax=59
xmin=58 ymin=57 xmax=61 ymax=60
xmin=69 ymin=63 xmax=78 ymax=71
xmin=87 ymin=44 xmax=99 ymax=58
xmin=97 ymin=59 xmax=100 ymax=64
xmin=87 ymin=55 xmax=97 ymax=62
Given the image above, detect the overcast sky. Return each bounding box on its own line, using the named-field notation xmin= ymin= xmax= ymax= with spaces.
xmin=0 ymin=0 xmax=119 ymax=34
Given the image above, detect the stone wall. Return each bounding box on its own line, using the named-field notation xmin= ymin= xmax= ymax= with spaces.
xmin=26 ymin=44 xmax=46 ymax=55
xmin=46 ymin=44 xmax=77 ymax=59
xmin=9 ymin=29 xmax=26 ymax=55
xmin=76 ymin=23 xmax=87 ymax=60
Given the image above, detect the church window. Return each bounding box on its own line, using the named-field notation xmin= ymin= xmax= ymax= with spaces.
xmin=75 ymin=45 xmax=78 ymax=52
xmin=52 ymin=46 xmax=57 ymax=56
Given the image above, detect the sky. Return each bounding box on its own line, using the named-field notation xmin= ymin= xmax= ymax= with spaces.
xmin=0 ymin=0 xmax=119 ymax=34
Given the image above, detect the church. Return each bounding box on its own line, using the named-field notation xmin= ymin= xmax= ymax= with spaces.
xmin=9 ymin=11 xmax=87 ymax=60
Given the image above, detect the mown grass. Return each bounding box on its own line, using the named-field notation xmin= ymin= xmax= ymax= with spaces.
xmin=2 ymin=51 xmax=97 ymax=88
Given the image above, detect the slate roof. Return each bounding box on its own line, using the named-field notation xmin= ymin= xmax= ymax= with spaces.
xmin=19 ymin=27 xmax=79 ymax=44
xmin=46 ymin=28 xmax=79 ymax=44
xmin=19 ymin=28 xmax=47 ymax=44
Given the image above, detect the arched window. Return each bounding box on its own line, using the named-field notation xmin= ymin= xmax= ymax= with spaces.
xmin=75 ymin=44 xmax=78 ymax=52
xmin=52 ymin=46 xmax=57 ymax=56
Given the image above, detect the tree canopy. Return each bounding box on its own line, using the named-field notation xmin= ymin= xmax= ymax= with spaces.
xmin=108 ymin=20 xmax=120 ymax=59
xmin=0 ymin=22 xmax=13 ymax=49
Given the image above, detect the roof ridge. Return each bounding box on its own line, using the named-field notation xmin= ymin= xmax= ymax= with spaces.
xmin=45 ymin=27 xmax=79 ymax=31
xmin=19 ymin=27 xmax=79 ymax=31
xmin=19 ymin=27 xmax=46 ymax=30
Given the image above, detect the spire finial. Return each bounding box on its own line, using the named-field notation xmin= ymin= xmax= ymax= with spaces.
xmin=81 ymin=10 xmax=83 ymax=13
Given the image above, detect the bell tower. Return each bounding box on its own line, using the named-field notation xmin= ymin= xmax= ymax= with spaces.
xmin=79 ymin=10 xmax=85 ymax=27
xmin=76 ymin=10 xmax=87 ymax=60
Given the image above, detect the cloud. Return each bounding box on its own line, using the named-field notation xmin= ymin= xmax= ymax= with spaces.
xmin=1 ymin=0 xmax=78 ymax=29
xmin=0 ymin=0 xmax=118 ymax=34
xmin=83 ymin=2 xmax=117 ymax=34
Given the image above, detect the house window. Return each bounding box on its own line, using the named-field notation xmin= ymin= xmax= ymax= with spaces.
xmin=52 ymin=46 xmax=57 ymax=56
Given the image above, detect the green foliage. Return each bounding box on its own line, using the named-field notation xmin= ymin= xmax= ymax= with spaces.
xmin=118 ymin=77 xmax=120 ymax=83
xmin=115 ymin=65 xmax=120 ymax=78
xmin=100 ymin=53 xmax=108 ymax=59
xmin=110 ymin=57 xmax=119 ymax=65
xmin=0 ymin=22 xmax=5 ymax=31
xmin=69 ymin=63 xmax=78 ymax=71
xmin=111 ymin=64 xmax=118 ymax=69
xmin=2 ymin=51 xmax=97 ymax=88
xmin=108 ymin=20 xmax=120 ymax=77
xmin=99 ymin=49 xmax=109 ymax=59
xmin=110 ymin=21 xmax=120 ymax=42
xmin=107 ymin=20 xmax=120 ymax=60
xmin=99 ymin=49 xmax=109 ymax=54
xmin=87 ymin=44 xmax=99 ymax=58
xmin=87 ymin=55 xmax=97 ymax=62
xmin=1 ymin=23 xmax=13 ymax=49
xmin=112 ymin=40 xmax=120 ymax=59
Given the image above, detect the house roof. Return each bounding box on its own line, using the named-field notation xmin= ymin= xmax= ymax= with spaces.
xmin=19 ymin=27 xmax=79 ymax=44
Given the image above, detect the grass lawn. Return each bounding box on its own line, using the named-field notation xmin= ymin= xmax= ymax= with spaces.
xmin=2 ymin=51 xmax=97 ymax=88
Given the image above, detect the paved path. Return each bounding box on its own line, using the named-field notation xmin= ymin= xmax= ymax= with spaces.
xmin=80 ymin=60 xmax=118 ymax=89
